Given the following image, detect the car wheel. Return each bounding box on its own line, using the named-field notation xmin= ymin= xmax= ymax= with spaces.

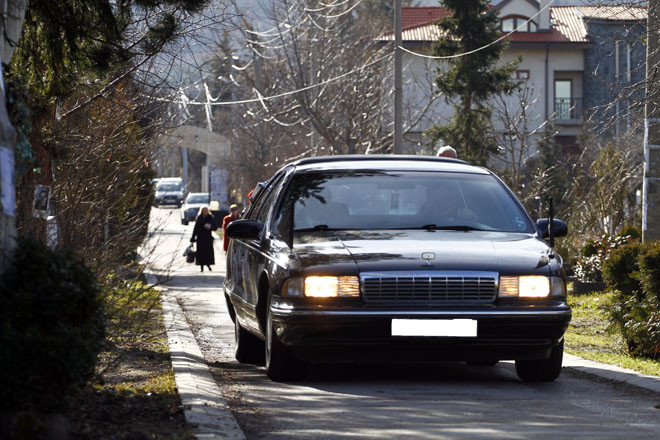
xmin=234 ymin=316 xmax=264 ymax=364
xmin=265 ymin=298 xmax=307 ymax=381
xmin=515 ymin=340 xmax=564 ymax=382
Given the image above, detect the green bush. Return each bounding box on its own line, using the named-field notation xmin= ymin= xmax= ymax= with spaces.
xmin=618 ymin=224 xmax=642 ymax=241
xmin=0 ymin=239 xmax=105 ymax=413
xmin=637 ymin=241 xmax=660 ymax=300
xmin=574 ymin=234 xmax=634 ymax=282
xmin=608 ymin=293 xmax=660 ymax=358
xmin=605 ymin=240 xmax=660 ymax=359
xmin=601 ymin=242 xmax=642 ymax=294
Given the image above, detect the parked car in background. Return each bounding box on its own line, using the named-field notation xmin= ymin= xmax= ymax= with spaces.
xmin=154 ymin=177 xmax=185 ymax=207
xmin=224 ymin=155 xmax=570 ymax=382
xmin=180 ymin=192 xmax=211 ymax=225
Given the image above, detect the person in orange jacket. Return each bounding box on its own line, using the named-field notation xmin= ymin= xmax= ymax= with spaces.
xmin=222 ymin=204 xmax=241 ymax=251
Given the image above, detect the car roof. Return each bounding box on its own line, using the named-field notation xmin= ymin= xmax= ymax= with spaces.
xmin=286 ymin=155 xmax=491 ymax=175
xmin=187 ymin=193 xmax=209 ymax=197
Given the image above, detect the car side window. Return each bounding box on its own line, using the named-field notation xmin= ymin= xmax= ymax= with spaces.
xmin=247 ymin=173 xmax=284 ymax=222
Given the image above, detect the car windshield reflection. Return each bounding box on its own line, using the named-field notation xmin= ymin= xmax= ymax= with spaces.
xmin=276 ymin=171 xmax=533 ymax=234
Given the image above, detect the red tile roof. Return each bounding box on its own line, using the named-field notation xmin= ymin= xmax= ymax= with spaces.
xmin=380 ymin=5 xmax=646 ymax=44
xmin=401 ymin=6 xmax=451 ymax=30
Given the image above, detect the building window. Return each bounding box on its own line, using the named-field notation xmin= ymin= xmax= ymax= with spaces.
xmin=555 ymin=79 xmax=575 ymax=120
xmin=500 ymin=15 xmax=537 ymax=33
xmin=502 ymin=17 xmax=515 ymax=32
xmin=516 ymin=70 xmax=530 ymax=80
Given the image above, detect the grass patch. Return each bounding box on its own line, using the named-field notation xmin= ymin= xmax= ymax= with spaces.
xmin=566 ymin=290 xmax=660 ymax=377
xmin=69 ymin=275 xmax=192 ymax=439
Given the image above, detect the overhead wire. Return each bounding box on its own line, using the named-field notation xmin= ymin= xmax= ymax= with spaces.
xmin=146 ymin=51 xmax=391 ymax=106
xmin=150 ymin=0 xmax=558 ymax=109
xmin=398 ymin=0 xmax=557 ymax=60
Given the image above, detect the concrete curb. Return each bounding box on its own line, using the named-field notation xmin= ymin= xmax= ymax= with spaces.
xmin=563 ymin=353 xmax=660 ymax=394
xmin=147 ymin=272 xmax=246 ymax=440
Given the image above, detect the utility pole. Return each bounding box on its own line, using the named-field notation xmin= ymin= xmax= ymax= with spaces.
xmin=393 ymin=0 xmax=403 ymax=154
xmin=203 ymin=82 xmax=213 ymax=193
xmin=643 ymin=0 xmax=660 ymax=241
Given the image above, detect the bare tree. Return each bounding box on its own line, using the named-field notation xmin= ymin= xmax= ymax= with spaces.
xmin=493 ymin=84 xmax=542 ymax=195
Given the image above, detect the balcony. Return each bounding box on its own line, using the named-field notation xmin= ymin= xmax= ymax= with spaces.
xmin=554 ymin=98 xmax=583 ymax=123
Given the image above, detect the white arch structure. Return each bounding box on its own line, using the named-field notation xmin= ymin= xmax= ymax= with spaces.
xmin=156 ymin=125 xmax=232 ymax=196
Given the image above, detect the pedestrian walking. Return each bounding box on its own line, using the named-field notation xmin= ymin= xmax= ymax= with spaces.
xmin=191 ymin=206 xmax=217 ymax=272
xmin=222 ymin=204 xmax=241 ymax=252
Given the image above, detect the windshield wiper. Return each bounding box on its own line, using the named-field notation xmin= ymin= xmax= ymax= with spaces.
xmin=293 ymin=224 xmax=345 ymax=232
xmin=398 ymin=224 xmax=483 ymax=231
xmin=432 ymin=225 xmax=483 ymax=231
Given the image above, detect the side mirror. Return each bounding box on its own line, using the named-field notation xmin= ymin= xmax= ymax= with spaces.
xmin=536 ymin=218 xmax=568 ymax=239
xmin=226 ymin=219 xmax=264 ymax=240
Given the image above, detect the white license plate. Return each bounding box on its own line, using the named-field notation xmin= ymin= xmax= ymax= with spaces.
xmin=391 ymin=319 xmax=477 ymax=337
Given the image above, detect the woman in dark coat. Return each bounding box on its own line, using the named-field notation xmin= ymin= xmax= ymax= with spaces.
xmin=191 ymin=207 xmax=217 ymax=272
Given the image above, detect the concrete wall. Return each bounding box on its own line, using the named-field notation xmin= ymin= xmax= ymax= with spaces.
xmin=499 ymin=0 xmax=540 ymax=24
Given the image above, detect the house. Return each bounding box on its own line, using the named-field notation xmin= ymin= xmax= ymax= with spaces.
xmin=379 ymin=1 xmax=647 ymax=156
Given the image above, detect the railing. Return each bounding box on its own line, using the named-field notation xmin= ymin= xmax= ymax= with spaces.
xmin=554 ymin=98 xmax=583 ymax=121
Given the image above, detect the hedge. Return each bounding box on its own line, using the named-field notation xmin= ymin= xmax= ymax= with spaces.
xmin=0 ymin=239 xmax=105 ymax=413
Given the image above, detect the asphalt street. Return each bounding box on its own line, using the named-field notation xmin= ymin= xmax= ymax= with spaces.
xmin=144 ymin=207 xmax=660 ymax=439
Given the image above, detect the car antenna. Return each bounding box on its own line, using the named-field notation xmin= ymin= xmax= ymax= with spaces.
xmin=548 ymin=197 xmax=555 ymax=249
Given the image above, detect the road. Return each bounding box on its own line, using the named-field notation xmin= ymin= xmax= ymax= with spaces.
xmin=144 ymin=207 xmax=660 ymax=439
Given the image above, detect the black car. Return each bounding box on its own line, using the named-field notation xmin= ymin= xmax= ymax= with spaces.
xmin=224 ymin=155 xmax=570 ymax=382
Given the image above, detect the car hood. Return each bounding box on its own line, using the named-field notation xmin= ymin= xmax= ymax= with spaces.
xmin=293 ymin=230 xmax=554 ymax=276
xmin=156 ymin=190 xmax=183 ymax=196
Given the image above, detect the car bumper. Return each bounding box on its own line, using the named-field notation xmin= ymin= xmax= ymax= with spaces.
xmin=157 ymin=198 xmax=182 ymax=205
xmin=270 ymin=303 xmax=571 ymax=363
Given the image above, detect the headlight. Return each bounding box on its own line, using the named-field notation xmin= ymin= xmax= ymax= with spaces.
xmin=498 ymin=275 xmax=563 ymax=298
xmin=281 ymin=276 xmax=360 ymax=298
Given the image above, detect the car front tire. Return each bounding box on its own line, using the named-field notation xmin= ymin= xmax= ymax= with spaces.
xmin=234 ymin=316 xmax=264 ymax=364
xmin=265 ymin=298 xmax=307 ymax=381
xmin=515 ymin=340 xmax=564 ymax=382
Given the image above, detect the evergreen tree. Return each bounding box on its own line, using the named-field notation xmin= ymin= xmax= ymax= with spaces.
xmin=13 ymin=0 xmax=209 ymax=101
xmin=426 ymin=0 xmax=519 ymax=166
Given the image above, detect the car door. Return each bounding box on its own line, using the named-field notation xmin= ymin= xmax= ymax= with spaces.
xmin=240 ymin=173 xmax=286 ymax=331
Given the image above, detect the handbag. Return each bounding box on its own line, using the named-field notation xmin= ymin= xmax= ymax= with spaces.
xmin=183 ymin=243 xmax=196 ymax=263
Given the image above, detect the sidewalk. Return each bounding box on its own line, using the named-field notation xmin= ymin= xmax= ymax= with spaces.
xmin=148 ymin=271 xmax=246 ymax=440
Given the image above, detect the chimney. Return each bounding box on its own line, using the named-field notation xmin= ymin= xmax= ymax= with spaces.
xmin=538 ymin=0 xmax=551 ymax=31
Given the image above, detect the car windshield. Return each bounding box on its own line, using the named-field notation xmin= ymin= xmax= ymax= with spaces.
xmin=157 ymin=183 xmax=182 ymax=191
xmin=187 ymin=195 xmax=209 ymax=204
xmin=275 ymin=170 xmax=534 ymax=233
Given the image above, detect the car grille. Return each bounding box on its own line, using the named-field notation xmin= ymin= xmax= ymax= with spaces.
xmin=361 ymin=271 xmax=498 ymax=304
